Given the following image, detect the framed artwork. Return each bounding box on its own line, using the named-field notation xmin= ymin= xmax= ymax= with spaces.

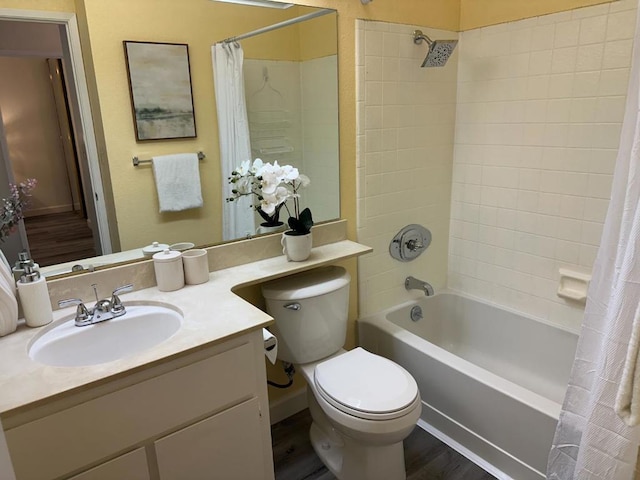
xmin=123 ymin=41 xmax=197 ymax=141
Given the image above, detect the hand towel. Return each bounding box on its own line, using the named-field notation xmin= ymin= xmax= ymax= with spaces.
xmin=152 ymin=153 xmax=203 ymax=213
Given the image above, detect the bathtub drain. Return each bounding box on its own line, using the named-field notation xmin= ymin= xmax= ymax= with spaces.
xmin=410 ymin=305 xmax=423 ymax=322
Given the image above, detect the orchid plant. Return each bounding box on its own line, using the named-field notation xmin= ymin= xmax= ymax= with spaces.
xmin=0 ymin=178 xmax=37 ymax=243
xmin=227 ymin=159 xmax=313 ymax=236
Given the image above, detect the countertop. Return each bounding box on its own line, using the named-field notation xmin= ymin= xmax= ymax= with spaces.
xmin=0 ymin=240 xmax=371 ymax=416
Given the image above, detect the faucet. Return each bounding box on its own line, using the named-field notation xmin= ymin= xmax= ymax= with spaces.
xmin=405 ymin=276 xmax=434 ymax=296
xmin=58 ymin=283 xmax=134 ymax=327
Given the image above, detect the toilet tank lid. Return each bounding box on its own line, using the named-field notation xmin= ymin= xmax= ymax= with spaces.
xmin=261 ymin=266 xmax=350 ymax=301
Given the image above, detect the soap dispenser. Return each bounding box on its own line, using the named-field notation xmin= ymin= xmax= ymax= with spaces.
xmin=12 ymin=251 xmax=33 ymax=283
xmin=17 ymin=264 xmax=53 ymax=328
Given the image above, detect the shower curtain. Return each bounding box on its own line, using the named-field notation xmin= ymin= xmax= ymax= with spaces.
xmin=212 ymin=42 xmax=255 ymax=241
xmin=547 ymin=4 xmax=640 ymax=479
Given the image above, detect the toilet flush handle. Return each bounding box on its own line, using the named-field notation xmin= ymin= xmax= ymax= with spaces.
xmin=284 ymin=303 xmax=301 ymax=311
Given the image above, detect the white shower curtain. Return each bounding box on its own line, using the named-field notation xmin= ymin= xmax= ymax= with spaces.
xmin=212 ymin=42 xmax=255 ymax=241
xmin=547 ymin=4 xmax=640 ymax=479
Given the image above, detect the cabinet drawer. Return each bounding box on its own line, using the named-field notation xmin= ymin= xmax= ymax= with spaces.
xmin=7 ymin=341 xmax=256 ymax=480
xmin=68 ymin=448 xmax=149 ymax=480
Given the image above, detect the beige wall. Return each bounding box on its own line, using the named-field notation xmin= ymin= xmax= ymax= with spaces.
xmin=460 ymin=0 xmax=615 ymax=30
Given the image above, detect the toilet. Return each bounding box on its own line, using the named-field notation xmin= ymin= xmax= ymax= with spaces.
xmin=262 ymin=266 xmax=421 ymax=480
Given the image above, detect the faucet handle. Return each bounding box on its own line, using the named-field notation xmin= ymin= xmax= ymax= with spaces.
xmin=406 ymin=239 xmax=424 ymax=252
xmin=110 ymin=284 xmax=133 ymax=314
xmin=58 ymin=298 xmax=91 ymax=322
xmin=113 ymin=284 xmax=134 ymax=296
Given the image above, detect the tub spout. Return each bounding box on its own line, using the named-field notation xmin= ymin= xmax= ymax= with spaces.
xmin=405 ymin=276 xmax=434 ymax=296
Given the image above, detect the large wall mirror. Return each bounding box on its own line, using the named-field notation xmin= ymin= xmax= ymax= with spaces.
xmin=0 ymin=1 xmax=339 ymax=277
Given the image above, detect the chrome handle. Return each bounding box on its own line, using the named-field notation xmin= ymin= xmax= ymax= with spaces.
xmin=111 ymin=284 xmax=133 ymax=314
xmin=284 ymin=303 xmax=301 ymax=311
xmin=406 ymin=239 xmax=424 ymax=252
xmin=113 ymin=283 xmax=134 ymax=296
xmin=58 ymin=298 xmax=84 ymax=308
xmin=58 ymin=298 xmax=91 ymax=322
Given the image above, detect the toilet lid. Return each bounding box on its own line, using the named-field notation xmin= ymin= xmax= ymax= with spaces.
xmin=314 ymin=348 xmax=419 ymax=420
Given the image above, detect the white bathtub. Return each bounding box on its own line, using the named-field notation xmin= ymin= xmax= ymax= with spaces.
xmin=358 ymin=292 xmax=578 ymax=480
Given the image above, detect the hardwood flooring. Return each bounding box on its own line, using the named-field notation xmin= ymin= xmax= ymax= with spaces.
xmin=23 ymin=211 xmax=96 ymax=267
xmin=272 ymin=409 xmax=496 ymax=480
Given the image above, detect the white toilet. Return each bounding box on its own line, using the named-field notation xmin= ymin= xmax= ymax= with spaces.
xmin=262 ymin=266 xmax=421 ymax=480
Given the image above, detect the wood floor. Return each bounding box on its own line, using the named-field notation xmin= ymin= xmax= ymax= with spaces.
xmin=23 ymin=211 xmax=96 ymax=267
xmin=272 ymin=409 xmax=496 ymax=480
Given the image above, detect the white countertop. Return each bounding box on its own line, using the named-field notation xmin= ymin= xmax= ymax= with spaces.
xmin=0 ymin=240 xmax=371 ymax=416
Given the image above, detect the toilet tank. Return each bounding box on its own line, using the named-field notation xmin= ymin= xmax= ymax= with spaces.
xmin=262 ymin=266 xmax=351 ymax=364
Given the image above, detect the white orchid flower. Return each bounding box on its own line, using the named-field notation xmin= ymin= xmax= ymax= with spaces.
xmin=234 ymin=176 xmax=251 ymax=195
xmin=235 ymin=160 xmax=251 ymax=176
xmin=251 ymin=158 xmax=264 ymax=174
xmin=260 ymin=170 xmax=280 ymax=194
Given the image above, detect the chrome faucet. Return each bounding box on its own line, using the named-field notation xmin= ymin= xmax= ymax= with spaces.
xmin=405 ymin=276 xmax=434 ymax=296
xmin=58 ymin=283 xmax=134 ymax=327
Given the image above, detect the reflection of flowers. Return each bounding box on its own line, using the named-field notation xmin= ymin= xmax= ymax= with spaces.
xmin=227 ymin=159 xmax=313 ymax=235
xmin=0 ymin=179 xmax=37 ymax=243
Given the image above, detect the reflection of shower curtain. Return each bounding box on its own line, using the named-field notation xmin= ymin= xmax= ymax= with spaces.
xmin=212 ymin=42 xmax=254 ymax=241
xmin=547 ymin=5 xmax=640 ymax=479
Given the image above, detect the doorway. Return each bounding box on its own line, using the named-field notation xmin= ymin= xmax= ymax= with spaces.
xmin=0 ymin=12 xmax=111 ymax=267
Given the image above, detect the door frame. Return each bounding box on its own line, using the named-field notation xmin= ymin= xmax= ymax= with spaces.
xmin=0 ymin=8 xmax=112 ymax=255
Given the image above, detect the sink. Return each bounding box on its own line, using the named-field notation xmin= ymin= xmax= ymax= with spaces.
xmin=29 ymin=304 xmax=183 ymax=367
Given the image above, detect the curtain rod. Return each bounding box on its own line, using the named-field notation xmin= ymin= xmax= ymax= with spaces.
xmin=221 ymin=8 xmax=333 ymax=43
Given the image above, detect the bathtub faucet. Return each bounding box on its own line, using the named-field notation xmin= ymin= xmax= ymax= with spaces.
xmin=405 ymin=276 xmax=434 ymax=296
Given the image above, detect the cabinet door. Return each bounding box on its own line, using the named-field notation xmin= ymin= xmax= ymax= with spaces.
xmin=155 ymin=397 xmax=269 ymax=480
xmin=68 ymin=448 xmax=149 ymax=480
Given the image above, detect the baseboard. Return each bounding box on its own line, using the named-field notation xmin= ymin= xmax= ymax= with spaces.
xmin=269 ymin=388 xmax=307 ymax=425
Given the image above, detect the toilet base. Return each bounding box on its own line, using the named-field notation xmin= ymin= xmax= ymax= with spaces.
xmin=307 ymin=393 xmax=407 ymax=480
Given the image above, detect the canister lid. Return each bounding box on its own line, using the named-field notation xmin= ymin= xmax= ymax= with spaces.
xmin=152 ymin=249 xmax=182 ymax=262
xmin=143 ymin=241 xmax=170 ymax=257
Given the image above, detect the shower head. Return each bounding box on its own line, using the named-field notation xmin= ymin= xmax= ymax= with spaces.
xmin=412 ymin=30 xmax=458 ymax=68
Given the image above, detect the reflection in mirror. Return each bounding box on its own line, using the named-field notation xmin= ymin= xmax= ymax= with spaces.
xmin=0 ymin=3 xmax=339 ymax=278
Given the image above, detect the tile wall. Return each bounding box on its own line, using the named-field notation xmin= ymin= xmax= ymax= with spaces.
xmin=356 ymin=20 xmax=459 ymax=315
xmin=449 ymin=0 xmax=637 ymax=329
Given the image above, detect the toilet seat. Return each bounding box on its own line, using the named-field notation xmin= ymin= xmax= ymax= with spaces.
xmin=314 ymin=348 xmax=419 ymax=421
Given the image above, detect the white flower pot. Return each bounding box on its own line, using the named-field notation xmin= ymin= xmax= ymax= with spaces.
xmin=256 ymin=222 xmax=286 ymax=235
xmin=281 ymin=231 xmax=312 ymax=262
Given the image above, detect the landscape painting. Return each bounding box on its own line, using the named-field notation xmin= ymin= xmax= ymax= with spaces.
xmin=124 ymin=41 xmax=197 ymax=141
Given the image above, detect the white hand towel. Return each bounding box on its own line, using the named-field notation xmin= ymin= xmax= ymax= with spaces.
xmin=152 ymin=153 xmax=203 ymax=213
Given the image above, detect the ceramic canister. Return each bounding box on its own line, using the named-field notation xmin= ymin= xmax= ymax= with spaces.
xmin=182 ymin=249 xmax=209 ymax=285
xmin=152 ymin=249 xmax=185 ymax=292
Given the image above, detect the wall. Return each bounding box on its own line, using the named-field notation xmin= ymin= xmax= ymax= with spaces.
xmin=0 ymin=20 xmax=62 ymax=56
xmin=460 ymin=0 xmax=615 ymax=30
xmin=301 ymin=55 xmax=340 ymax=222
xmin=356 ymin=20 xmax=458 ymax=315
xmin=449 ymin=0 xmax=637 ymax=330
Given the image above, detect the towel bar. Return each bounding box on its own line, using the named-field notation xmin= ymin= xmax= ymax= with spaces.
xmin=133 ymin=151 xmax=206 ymax=167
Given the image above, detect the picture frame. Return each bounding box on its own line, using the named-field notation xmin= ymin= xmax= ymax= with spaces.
xmin=123 ymin=41 xmax=197 ymax=141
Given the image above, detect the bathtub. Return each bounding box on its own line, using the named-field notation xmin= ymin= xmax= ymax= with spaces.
xmin=358 ymin=292 xmax=578 ymax=480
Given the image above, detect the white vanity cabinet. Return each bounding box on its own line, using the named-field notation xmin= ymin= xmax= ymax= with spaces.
xmin=2 ymin=330 xmax=274 ymax=480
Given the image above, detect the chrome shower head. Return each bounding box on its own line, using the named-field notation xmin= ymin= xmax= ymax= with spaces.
xmin=413 ymin=30 xmax=458 ymax=68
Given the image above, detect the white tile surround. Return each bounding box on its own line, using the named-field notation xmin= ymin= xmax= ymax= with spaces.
xmin=356 ymin=20 xmax=459 ymax=315
xmin=356 ymin=0 xmax=638 ymax=329
xmin=450 ymin=0 xmax=636 ymax=329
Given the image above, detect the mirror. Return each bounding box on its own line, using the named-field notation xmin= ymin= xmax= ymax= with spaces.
xmin=0 ymin=1 xmax=339 ymax=277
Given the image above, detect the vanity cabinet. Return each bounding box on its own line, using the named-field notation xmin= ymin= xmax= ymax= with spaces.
xmin=2 ymin=330 xmax=274 ymax=480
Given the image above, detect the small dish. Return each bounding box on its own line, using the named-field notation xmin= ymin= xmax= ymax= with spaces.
xmin=170 ymin=242 xmax=195 ymax=252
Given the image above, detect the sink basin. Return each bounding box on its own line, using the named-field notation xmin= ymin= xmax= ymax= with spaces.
xmin=29 ymin=304 xmax=183 ymax=367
